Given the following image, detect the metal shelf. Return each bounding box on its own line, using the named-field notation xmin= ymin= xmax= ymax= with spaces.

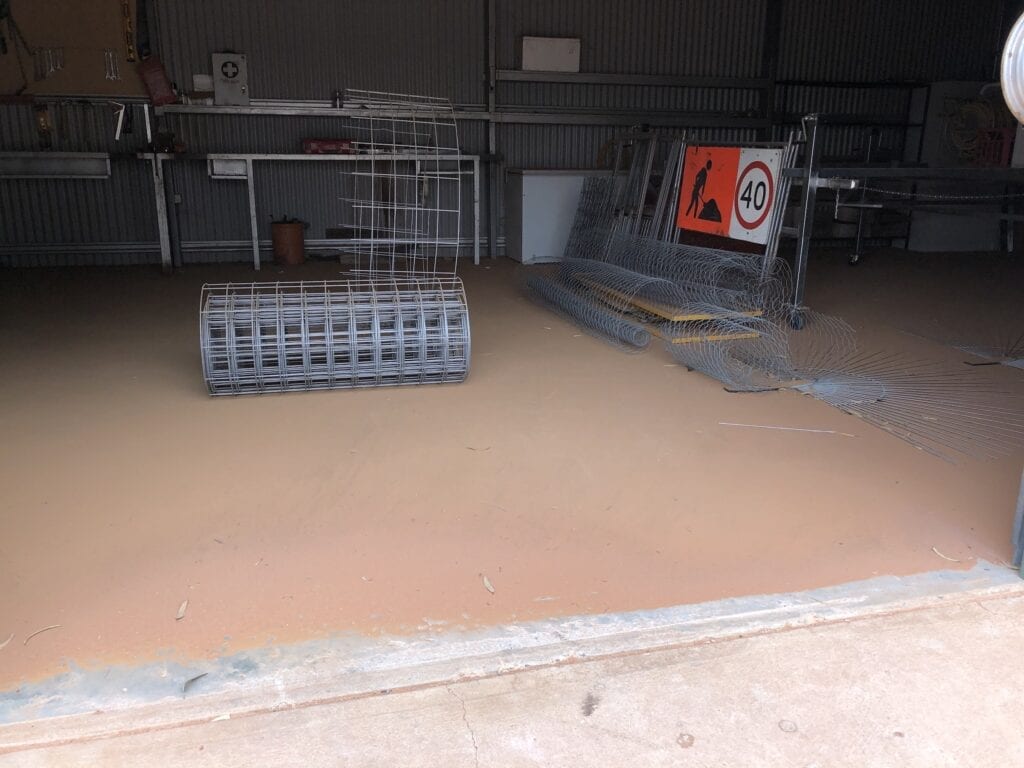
xmin=139 ymin=151 xmax=481 ymax=273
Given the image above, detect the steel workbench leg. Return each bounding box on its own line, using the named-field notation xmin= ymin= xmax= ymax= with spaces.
xmin=473 ymin=156 xmax=480 ymax=266
xmin=150 ymin=154 xmax=173 ymax=274
xmin=245 ymin=158 xmax=260 ymax=271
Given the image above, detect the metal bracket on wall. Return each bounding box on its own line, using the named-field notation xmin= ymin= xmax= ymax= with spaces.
xmin=0 ymin=151 xmax=110 ymax=179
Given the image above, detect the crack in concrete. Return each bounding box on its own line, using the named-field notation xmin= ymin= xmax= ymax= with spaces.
xmin=447 ymin=686 xmax=480 ymax=768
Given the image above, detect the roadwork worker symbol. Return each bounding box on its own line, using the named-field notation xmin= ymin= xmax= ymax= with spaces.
xmin=685 ymin=160 xmax=722 ymax=222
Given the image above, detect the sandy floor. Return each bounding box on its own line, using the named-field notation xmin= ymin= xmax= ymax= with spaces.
xmin=0 ymin=250 xmax=1021 ymax=688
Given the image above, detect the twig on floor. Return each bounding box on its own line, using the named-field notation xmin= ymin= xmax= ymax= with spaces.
xmin=23 ymin=625 xmax=61 ymax=646
xmin=718 ymin=421 xmax=855 ymax=437
xmin=931 ymin=546 xmax=961 ymax=563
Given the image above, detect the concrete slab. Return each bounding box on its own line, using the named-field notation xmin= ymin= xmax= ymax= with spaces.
xmin=1 ymin=560 xmax=1021 ymax=764
xmin=3 ymin=567 xmax=1024 ymax=766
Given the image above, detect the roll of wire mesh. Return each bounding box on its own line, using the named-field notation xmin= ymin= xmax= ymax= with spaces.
xmin=200 ymin=278 xmax=470 ymax=395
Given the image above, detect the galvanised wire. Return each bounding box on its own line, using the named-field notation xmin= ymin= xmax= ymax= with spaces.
xmin=528 ymin=150 xmax=1024 ymax=461
xmin=200 ymin=277 xmax=470 ymax=395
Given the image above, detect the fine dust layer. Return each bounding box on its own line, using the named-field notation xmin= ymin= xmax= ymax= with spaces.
xmin=0 ymin=252 xmax=1020 ymax=687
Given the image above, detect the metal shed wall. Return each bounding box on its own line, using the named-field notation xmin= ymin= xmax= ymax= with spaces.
xmin=0 ymin=0 xmax=1008 ymax=266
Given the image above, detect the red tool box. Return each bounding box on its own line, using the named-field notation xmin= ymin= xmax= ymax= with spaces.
xmin=302 ymin=138 xmax=354 ymax=154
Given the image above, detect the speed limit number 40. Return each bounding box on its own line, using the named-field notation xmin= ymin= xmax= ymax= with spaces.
xmin=728 ymin=149 xmax=782 ymax=245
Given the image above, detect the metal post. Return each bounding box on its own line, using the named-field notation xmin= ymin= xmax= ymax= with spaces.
xmin=791 ymin=114 xmax=821 ymax=329
xmin=149 ymin=153 xmax=173 ymax=274
xmin=1013 ymin=466 xmax=1024 ymax=570
xmin=1006 ymin=189 xmax=1015 ymax=253
xmin=632 ymin=137 xmax=657 ymax=235
xmin=472 ymin=156 xmax=481 ymax=265
xmin=761 ymin=133 xmax=797 ymax=280
xmin=849 ymin=130 xmax=876 ymax=266
xmin=485 ymin=0 xmax=498 ymax=259
xmin=168 ymin=175 xmax=184 ymax=270
xmin=245 ymin=158 xmax=260 ymax=270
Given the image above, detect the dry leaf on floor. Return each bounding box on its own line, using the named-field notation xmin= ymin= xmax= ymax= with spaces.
xmin=482 ymin=575 xmax=495 ymax=594
xmin=176 ymin=599 xmax=189 ymax=620
xmin=0 ymin=634 xmax=13 ymax=651
xmin=23 ymin=625 xmax=60 ymax=645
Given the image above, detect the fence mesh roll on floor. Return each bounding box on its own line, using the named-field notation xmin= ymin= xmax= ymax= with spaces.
xmin=200 ymin=278 xmax=470 ymax=395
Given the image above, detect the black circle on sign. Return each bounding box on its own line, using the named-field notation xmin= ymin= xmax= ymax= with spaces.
xmin=733 ymin=160 xmax=775 ymax=229
xmin=221 ymin=61 xmax=239 ymax=79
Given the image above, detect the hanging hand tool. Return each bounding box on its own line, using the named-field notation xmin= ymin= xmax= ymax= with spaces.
xmin=1 ymin=0 xmax=36 ymax=93
xmin=121 ymin=0 xmax=136 ymax=61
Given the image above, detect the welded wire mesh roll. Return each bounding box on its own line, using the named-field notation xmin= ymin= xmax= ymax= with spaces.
xmin=200 ymin=278 xmax=470 ymax=395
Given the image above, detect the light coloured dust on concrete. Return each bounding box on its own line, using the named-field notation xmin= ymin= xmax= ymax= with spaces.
xmin=11 ymin=589 xmax=1024 ymax=766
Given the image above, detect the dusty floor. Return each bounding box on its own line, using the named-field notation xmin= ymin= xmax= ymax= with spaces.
xmin=5 ymin=576 xmax=1024 ymax=766
xmin=0 ymin=250 xmax=1021 ymax=688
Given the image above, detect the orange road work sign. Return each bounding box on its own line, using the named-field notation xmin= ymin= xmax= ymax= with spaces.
xmin=677 ymin=146 xmax=783 ymax=245
xmin=676 ymin=146 xmax=741 ymax=239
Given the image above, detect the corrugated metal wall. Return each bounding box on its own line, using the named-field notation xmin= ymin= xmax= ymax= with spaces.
xmin=155 ymin=0 xmax=485 ymax=103
xmin=0 ymin=0 xmax=1008 ymax=266
xmin=777 ymin=0 xmax=1003 ymax=81
xmin=0 ymin=102 xmax=157 ymax=265
xmin=496 ymin=0 xmax=766 ymax=77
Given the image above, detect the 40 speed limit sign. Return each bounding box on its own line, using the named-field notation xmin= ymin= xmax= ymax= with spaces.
xmin=676 ymin=146 xmax=783 ymax=245
xmin=729 ymin=148 xmax=782 ymax=244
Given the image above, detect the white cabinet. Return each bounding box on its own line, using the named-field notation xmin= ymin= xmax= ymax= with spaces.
xmin=505 ymin=170 xmax=610 ymax=264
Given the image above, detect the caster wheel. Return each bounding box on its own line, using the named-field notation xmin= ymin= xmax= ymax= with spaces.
xmin=848 ymin=254 xmax=860 ymax=266
xmin=789 ymin=311 xmax=806 ymax=330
